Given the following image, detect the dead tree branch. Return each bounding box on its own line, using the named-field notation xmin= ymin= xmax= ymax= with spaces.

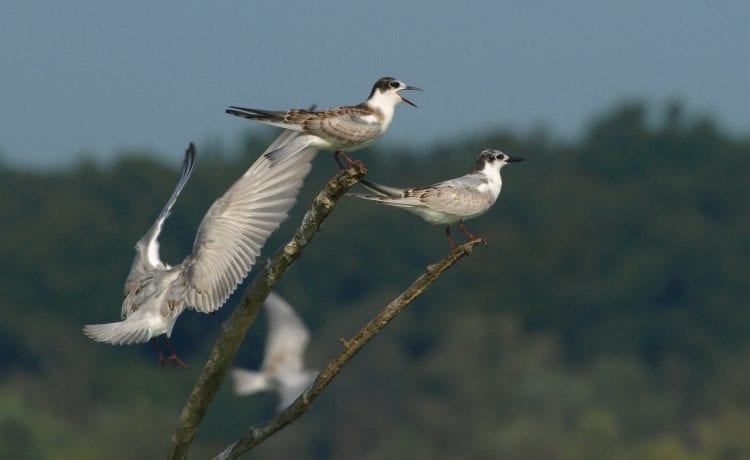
xmin=214 ymin=239 xmax=484 ymax=459
xmin=168 ymin=164 xmax=366 ymax=459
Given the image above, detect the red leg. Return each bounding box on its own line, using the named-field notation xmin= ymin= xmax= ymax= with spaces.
xmin=164 ymin=337 xmax=189 ymax=369
xmin=334 ymin=150 xmax=346 ymax=169
xmin=151 ymin=338 xmax=168 ymax=367
xmin=458 ymin=220 xmax=486 ymax=245
xmin=445 ymin=225 xmax=458 ymax=251
xmin=334 ymin=150 xmax=366 ymax=170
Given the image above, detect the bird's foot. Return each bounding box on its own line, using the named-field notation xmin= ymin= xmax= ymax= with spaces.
xmin=154 ymin=337 xmax=189 ymax=368
xmin=334 ymin=150 xmax=366 ymax=171
xmin=458 ymin=221 xmax=487 ymax=247
xmin=470 ymin=236 xmax=487 ymax=246
xmin=164 ymin=353 xmax=189 ymax=369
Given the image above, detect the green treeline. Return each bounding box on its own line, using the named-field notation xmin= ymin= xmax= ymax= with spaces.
xmin=0 ymin=101 xmax=749 ymax=459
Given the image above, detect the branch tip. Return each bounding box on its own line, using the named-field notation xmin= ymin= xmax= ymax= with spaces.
xmin=214 ymin=236 xmax=480 ymax=458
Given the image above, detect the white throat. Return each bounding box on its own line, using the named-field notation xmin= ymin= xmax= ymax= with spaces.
xmin=478 ymin=163 xmax=504 ymax=198
xmin=365 ymin=90 xmax=402 ymax=129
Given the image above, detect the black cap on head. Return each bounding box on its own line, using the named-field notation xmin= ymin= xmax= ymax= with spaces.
xmin=369 ymin=77 xmax=399 ymax=97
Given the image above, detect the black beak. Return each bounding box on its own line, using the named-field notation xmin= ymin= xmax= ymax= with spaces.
xmin=400 ymin=85 xmax=422 ymax=107
xmin=507 ymin=156 xmax=525 ymax=163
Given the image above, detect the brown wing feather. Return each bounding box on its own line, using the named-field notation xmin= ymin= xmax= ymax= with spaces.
xmin=301 ymin=107 xmax=382 ymax=145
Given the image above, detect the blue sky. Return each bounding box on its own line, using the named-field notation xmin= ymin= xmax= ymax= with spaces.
xmin=1 ymin=1 xmax=748 ymax=168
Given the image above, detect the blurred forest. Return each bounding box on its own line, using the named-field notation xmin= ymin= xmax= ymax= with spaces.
xmin=1 ymin=101 xmax=749 ymax=459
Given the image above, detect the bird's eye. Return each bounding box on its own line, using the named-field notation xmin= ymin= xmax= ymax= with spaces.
xmin=495 ymin=154 xmax=503 ymax=160
xmin=389 ymin=80 xmax=400 ymax=89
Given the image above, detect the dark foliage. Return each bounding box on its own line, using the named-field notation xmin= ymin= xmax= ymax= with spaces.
xmin=0 ymin=101 xmax=748 ymax=458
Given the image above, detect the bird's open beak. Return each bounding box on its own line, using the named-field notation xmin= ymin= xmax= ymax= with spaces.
xmin=400 ymin=85 xmax=422 ymax=107
xmin=507 ymin=156 xmax=525 ymax=163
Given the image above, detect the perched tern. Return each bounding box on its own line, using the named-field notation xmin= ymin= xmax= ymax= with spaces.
xmin=348 ymin=149 xmax=524 ymax=249
xmin=231 ymin=292 xmax=318 ymax=410
xmin=83 ymin=133 xmax=316 ymax=367
xmin=225 ymin=76 xmax=421 ymax=168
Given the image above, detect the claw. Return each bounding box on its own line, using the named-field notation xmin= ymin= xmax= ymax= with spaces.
xmin=164 ymin=337 xmax=188 ymax=368
xmin=334 ymin=150 xmax=366 ymax=170
xmin=165 ymin=353 xmax=189 ymax=369
xmin=151 ymin=337 xmax=188 ymax=368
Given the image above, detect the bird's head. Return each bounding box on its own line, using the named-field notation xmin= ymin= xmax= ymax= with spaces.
xmin=368 ymin=76 xmax=422 ymax=108
xmin=475 ymin=149 xmax=525 ymax=173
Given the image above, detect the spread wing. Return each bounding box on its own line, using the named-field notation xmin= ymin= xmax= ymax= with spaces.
xmin=182 ymin=135 xmax=316 ymax=312
xmin=123 ymin=143 xmax=196 ymax=317
xmin=261 ymin=292 xmax=310 ymax=373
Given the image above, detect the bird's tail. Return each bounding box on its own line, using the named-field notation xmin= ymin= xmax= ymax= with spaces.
xmin=231 ymin=369 xmax=273 ymax=396
xmin=359 ymin=179 xmax=405 ymax=197
xmin=347 ymin=179 xmax=406 ymax=201
xmin=82 ymin=319 xmax=156 ymax=345
xmin=225 ymin=106 xmax=283 ymax=121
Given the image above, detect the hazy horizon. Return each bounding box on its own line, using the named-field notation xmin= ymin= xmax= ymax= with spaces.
xmin=2 ymin=1 xmax=748 ymax=169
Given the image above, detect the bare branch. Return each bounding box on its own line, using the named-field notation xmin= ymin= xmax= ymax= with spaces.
xmin=168 ymin=164 xmax=366 ymax=460
xmin=214 ymin=239 xmax=485 ymax=459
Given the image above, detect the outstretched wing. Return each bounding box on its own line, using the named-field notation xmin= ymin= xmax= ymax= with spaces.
xmin=182 ymin=138 xmax=316 ymax=312
xmin=262 ymin=292 xmax=311 ymax=372
xmin=123 ymin=143 xmax=196 ymax=316
xmin=263 ymin=133 xmax=318 ymax=165
xmin=228 ymin=105 xmax=321 ymax=165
